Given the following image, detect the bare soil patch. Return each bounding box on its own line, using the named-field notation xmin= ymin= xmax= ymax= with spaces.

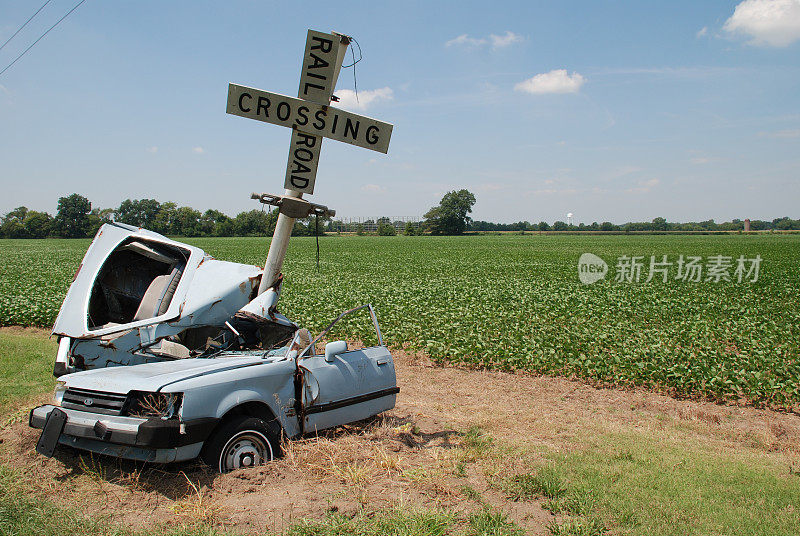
xmin=2 ymin=350 xmax=800 ymax=534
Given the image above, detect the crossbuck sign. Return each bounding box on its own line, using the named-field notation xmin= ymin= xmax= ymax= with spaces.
xmin=226 ymin=30 xmax=393 ymax=294
xmin=226 ymin=30 xmax=393 ymax=195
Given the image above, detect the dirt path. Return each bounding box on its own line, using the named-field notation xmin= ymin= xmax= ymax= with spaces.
xmin=2 ymin=350 xmax=799 ymax=534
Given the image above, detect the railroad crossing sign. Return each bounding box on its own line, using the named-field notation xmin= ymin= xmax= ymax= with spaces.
xmin=226 ymin=30 xmax=393 ymax=294
xmin=226 ymin=30 xmax=393 ymax=195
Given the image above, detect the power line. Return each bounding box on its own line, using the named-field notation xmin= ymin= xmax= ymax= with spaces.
xmin=0 ymin=0 xmax=53 ymax=53
xmin=0 ymin=0 xmax=88 ymax=78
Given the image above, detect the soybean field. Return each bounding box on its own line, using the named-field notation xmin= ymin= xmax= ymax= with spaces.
xmin=1 ymin=234 xmax=798 ymax=409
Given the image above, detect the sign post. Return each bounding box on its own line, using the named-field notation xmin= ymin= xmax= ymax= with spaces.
xmin=226 ymin=30 xmax=393 ymax=295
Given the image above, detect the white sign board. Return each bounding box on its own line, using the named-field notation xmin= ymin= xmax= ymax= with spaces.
xmin=227 ymin=29 xmax=392 ymax=196
xmin=227 ymin=84 xmax=393 ymax=154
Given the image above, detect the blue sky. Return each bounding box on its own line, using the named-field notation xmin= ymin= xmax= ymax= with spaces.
xmin=1 ymin=1 xmax=798 ymax=224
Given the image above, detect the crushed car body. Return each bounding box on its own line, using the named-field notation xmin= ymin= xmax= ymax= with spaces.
xmin=50 ymin=222 xmax=295 ymax=374
xmin=30 ymin=223 xmax=399 ymax=472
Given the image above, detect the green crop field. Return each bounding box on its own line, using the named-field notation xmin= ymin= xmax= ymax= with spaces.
xmin=1 ymin=234 xmax=798 ymax=409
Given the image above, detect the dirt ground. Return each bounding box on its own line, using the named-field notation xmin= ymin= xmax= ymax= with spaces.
xmin=2 ymin=348 xmax=800 ymax=535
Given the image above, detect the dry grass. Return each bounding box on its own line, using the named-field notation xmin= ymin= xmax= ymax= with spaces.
xmin=170 ymin=472 xmax=224 ymax=525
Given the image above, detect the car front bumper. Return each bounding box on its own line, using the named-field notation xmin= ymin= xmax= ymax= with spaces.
xmin=29 ymin=405 xmax=218 ymax=463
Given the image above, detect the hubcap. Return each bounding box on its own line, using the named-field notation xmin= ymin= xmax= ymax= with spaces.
xmin=220 ymin=431 xmax=272 ymax=472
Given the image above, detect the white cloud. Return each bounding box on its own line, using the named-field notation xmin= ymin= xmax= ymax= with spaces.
xmin=514 ymin=70 xmax=586 ymax=95
xmin=489 ymin=31 xmax=524 ymax=49
xmin=361 ymin=184 xmax=385 ymax=193
xmin=446 ymin=31 xmax=523 ymax=50
xmin=445 ymin=34 xmax=487 ymax=47
xmin=146 ymin=146 xmax=158 ymax=153
xmin=192 ymin=146 xmax=204 ymax=154
xmin=0 ymin=84 xmax=8 ymax=94
xmin=696 ymin=26 xmax=709 ymax=38
xmin=336 ymin=87 xmax=393 ymax=111
xmin=724 ymin=0 xmax=800 ymax=47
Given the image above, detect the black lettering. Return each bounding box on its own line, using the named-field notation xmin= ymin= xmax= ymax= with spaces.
xmin=303 ymin=82 xmax=325 ymax=96
xmin=344 ymin=118 xmax=360 ymax=140
xmin=291 ymin=160 xmax=312 ymax=173
xmin=296 ymin=106 xmax=309 ymax=126
xmin=331 ymin=113 xmax=339 ymax=134
xmin=366 ymin=125 xmax=380 ymax=145
xmin=238 ymin=92 xmax=252 ymax=113
xmin=308 ymin=52 xmax=329 ymax=70
xmin=295 ymin=131 xmax=317 ymax=148
xmin=294 ymin=148 xmax=313 ymax=162
xmin=290 ymin=176 xmax=310 ymax=188
xmin=313 ymin=109 xmax=327 ymax=130
xmin=305 ymin=72 xmax=325 ymax=80
xmin=256 ymin=96 xmax=270 ymax=117
xmin=310 ymin=36 xmax=333 ymax=53
xmin=277 ymin=101 xmax=291 ymax=121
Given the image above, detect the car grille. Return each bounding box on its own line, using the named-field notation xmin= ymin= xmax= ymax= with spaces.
xmin=62 ymin=387 xmax=127 ymax=415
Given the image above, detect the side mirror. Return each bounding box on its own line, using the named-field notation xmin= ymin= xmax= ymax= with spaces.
xmin=324 ymin=340 xmax=347 ymax=362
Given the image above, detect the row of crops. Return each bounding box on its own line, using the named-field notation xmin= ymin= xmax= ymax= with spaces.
xmin=1 ymin=234 xmax=798 ymax=409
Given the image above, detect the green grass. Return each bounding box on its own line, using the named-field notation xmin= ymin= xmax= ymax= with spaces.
xmin=539 ymin=432 xmax=800 ymax=536
xmin=0 ymin=330 xmax=57 ymax=413
xmin=2 ymin=234 xmax=799 ymax=407
xmin=503 ymin=467 xmax=567 ymax=501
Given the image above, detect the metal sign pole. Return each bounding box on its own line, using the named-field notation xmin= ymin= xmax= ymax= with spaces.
xmin=257 ymin=31 xmax=350 ymax=294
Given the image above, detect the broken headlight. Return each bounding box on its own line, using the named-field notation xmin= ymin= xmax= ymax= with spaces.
xmin=124 ymin=391 xmax=182 ymax=419
xmin=53 ymin=381 xmax=67 ymax=406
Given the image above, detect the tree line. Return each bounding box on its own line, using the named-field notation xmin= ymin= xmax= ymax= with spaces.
xmin=468 ymin=216 xmax=800 ymax=233
xmin=1 ymin=191 xmax=798 ymax=239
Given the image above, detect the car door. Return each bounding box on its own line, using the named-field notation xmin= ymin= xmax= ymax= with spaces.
xmin=299 ymin=345 xmax=398 ymax=433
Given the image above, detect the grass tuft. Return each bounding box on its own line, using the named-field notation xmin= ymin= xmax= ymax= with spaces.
xmin=504 ymin=467 xmax=566 ymax=501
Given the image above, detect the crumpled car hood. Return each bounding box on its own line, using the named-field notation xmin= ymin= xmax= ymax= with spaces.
xmin=61 ymin=356 xmax=267 ymax=394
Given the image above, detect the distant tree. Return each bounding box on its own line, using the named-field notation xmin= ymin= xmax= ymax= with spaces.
xmin=600 ymin=221 xmax=616 ymax=231
xmin=86 ymin=208 xmax=113 ymax=237
xmin=403 ymin=222 xmax=418 ymax=236
xmin=538 ymin=221 xmax=550 ymax=231
xmin=173 ymin=206 xmax=203 ymax=236
xmin=116 ymin=199 xmax=161 ymax=228
xmin=652 ymin=217 xmax=668 ymax=231
xmin=23 ymin=211 xmax=54 ymax=238
xmin=304 ymin=215 xmax=328 ymax=236
xmin=356 ymin=224 xmax=365 ymax=236
xmin=0 ymin=219 xmax=26 ymax=238
xmin=152 ymin=202 xmax=177 ymax=234
xmin=6 ymin=206 xmax=28 ymax=223
xmin=54 ymin=194 xmax=92 ymax=238
xmin=200 ymin=209 xmax=231 ymax=236
xmin=423 ymin=189 xmax=476 ymax=235
xmin=553 ymin=221 xmax=568 ymax=231
xmin=233 ymin=209 xmax=275 ymax=236
xmin=378 ymin=222 xmax=396 ymax=236
xmin=1 ymin=206 xmax=30 ymax=238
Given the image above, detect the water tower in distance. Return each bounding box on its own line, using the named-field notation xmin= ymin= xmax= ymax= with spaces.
xmin=567 ymin=212 xmax=574 ymax=226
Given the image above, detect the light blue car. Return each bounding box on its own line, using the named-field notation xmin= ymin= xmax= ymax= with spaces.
xmin=29 ymin=224 xmax=398 ymax=472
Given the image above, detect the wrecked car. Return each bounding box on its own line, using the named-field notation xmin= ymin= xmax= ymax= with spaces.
xmin=29 ymin=222 xmax=398 ymax=472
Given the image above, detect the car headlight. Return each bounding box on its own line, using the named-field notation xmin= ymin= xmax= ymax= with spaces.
xmin=53 ymin=381 xmax=67 ymax=406
xmin=124 ymin=391 xmax=182 ymax=419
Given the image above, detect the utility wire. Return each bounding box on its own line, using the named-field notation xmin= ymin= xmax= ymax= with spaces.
xmin=0 ymin=0 xmax=88 ymax=78
xmin=0 ymin=0 xmax=53 ymax=53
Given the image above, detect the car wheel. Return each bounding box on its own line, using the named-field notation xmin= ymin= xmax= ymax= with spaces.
xmin=201 ymin=416 xmax=282 ymax=473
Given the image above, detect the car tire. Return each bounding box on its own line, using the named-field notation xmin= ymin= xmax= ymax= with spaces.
xmin=201 ymin=415 xmax=282 ymax=473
